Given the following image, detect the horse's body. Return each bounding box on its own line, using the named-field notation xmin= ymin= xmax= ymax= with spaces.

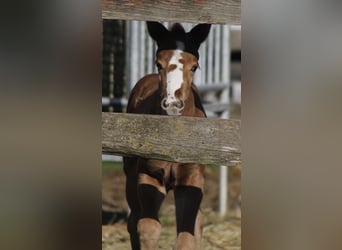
xmin=123 ymin=22 xmax=211 ymax=250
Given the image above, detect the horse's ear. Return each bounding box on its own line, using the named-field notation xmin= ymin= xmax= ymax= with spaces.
xmin=188 ymin=24 xmax=211 ymax=49
xmin=146 ymin=22 xmax=169 ymax=44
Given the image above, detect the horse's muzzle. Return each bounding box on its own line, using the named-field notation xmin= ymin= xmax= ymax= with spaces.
xmin=161 ymin=97 xmax=184 ymax=115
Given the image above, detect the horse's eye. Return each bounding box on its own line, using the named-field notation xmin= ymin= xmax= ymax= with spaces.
xmin=156 ymin=63 xmax=163 ymax=71
xmin=191 ymin=66 xmax=198 ymax=72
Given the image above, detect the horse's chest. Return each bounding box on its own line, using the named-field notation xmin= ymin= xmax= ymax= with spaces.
xmin=138 ymin=159 xmax=177 ymax=190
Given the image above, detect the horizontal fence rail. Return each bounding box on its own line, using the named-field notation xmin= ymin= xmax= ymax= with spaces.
xmin=102 ymin=0 xmax=241 ymax=25
xmin=102 ymin=112 xmax=241 ymax=166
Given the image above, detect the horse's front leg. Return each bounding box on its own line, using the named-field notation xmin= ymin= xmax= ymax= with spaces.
xmin=137 ymin=172 xmax=166 ymax=250
xmin=173 ymin=164 xmax=205 ymax=250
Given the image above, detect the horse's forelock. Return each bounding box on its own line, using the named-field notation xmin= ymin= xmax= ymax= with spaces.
xmin=154 ymin=23 xmax=208 ymax=59
xmin=170 ymin=23 xmax=186 ymax=37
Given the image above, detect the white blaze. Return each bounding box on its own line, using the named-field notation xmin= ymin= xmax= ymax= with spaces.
xmin=165 ymin=50 xmax=183 ymax=104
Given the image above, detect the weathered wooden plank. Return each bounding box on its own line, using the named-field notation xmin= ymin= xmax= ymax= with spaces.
xmin=102 ymin=0 xmax=241 ymax=25
xmin=102 ymin=112 xmax=241 ymax=165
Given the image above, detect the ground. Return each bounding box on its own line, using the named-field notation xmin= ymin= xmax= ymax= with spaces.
xmin=102 ymin=161 xmax=241 ymax=250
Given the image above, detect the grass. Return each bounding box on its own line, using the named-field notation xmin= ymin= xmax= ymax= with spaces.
xmin=102 ymin=161 xmax=221 ymax=172
xmin=102 ymin=162 xmax=223 ymax=171
xmin=102 ymin=160 xmax=123 ymax=172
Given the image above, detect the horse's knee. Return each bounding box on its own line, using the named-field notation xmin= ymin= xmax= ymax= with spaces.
xmin=138 ymin=183 xmax=165 ymax=221
xmin=174 ymin=232 xmax=197 ymax=250
xmin=174 ymin=185 xmax=203 ymax=235
xmin=135 ymin=175 xmax=165 ymax=249
xmin=138 ymin=218 xmax=161 ymax=250
xmin=174 ymin=184 xmax=203 ymax=250
xmin=174 ymin=163 xmax=205 ymax=188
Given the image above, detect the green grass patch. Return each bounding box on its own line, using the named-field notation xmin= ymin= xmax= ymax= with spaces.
xmin=102 ymin=162 xmax=221 ymax=172
xmin=102 ymin=161 xmax=123 ymax=171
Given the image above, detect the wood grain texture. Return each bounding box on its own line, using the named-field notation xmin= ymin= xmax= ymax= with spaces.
xmin=102 ymin=112 xmax=241 ymax=166
xmin=102 ymin=0 xmax=240 ymax=25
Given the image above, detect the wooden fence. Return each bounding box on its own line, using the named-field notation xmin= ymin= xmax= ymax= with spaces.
xmin=102 ymin=0 xmax=240 ymax=25
xmin=101 ymin=0 xmax=241 ymax=215
xmin=102 ymin=112 xmax=241 ymax=166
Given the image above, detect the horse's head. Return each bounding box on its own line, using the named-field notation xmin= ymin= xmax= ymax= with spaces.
xmin=147 ymin=22 xmax=211 ymax=115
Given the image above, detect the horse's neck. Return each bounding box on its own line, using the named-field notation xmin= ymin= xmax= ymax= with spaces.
xmin=181 ymin=87 xmax=206 ymax=118
xmin=127 ymin=74 xmax=161 ymax=114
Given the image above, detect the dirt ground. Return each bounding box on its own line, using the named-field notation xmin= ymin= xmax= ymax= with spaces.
xmin=102 ymin=163 xmax=241 ymax=250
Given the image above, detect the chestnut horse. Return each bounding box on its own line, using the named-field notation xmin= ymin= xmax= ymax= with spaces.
xmin=123 ymin=22 xmax=211 ymax=250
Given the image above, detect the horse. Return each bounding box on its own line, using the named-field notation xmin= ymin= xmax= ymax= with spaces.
xmin=123 ymin=21 xmax=211 ymax=250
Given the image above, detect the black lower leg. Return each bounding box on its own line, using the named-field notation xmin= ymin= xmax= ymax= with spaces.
xmin=138 ymin=184 xmax=165 ymax=221
xmin=174 ymin=185 xmax=203 ymax=235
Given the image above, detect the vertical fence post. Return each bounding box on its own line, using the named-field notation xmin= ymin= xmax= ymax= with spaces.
xmin=102 ymin=19 xmax=114 ymax=112
xmin=113 ymin=20 xmax=125 ymax=112
xmin=219 ymin=165 xmax=228 ymax=216
xmin=219 ymin=26 xmax=231 ymax=216
xmin=125 ymin=20 xmax=131 ymax=93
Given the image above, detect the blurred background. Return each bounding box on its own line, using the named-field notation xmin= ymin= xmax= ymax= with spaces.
xmin=3 ymin=1 xmax=342 ymax=250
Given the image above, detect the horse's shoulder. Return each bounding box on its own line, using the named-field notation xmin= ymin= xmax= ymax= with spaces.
xmin=132 ymin=74 xmax=159 ymax=93
xmin=139 ymin=73 xmax=159 ymax=82
xmin=127 ymin=74 xmax=160 ymax=113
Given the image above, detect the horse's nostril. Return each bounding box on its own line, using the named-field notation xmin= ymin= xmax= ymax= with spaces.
xmin=161 ymin=98 xmax=169 ymax=109
xmin=176 ymin=100 xmax=184 ymax=109
xmin=161 ymin=97 xmax=184 ymax=112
